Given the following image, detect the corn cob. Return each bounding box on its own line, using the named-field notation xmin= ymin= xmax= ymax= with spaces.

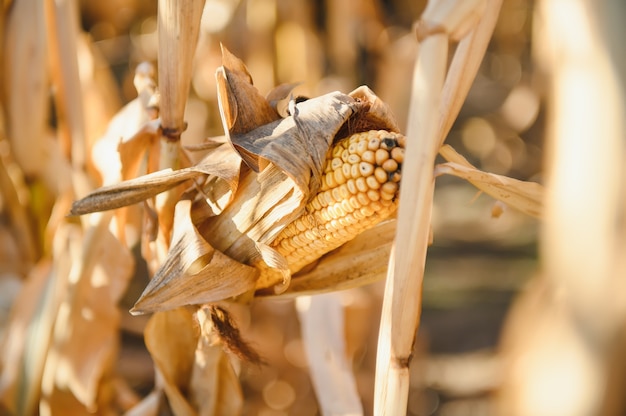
xmin=269 ymin=129 xmax=405 ymax=277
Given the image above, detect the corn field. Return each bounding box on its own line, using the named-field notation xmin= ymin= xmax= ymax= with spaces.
xmin=1 ymin=0 xmax=625 ymax=415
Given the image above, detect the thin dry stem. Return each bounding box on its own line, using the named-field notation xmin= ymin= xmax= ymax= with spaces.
xmin=374 ymin=33 xmax=448 ymax=416
xmin=374 ymin=1 xmax=502 ymax=413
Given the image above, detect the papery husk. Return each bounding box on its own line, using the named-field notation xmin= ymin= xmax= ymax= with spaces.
xmin=3 ymin=0 xmax=48 ymax=176
xmin=131 ymin=200 xmax=258 ymax=314
xmin=437 ymin=144 xmax=543 ymax=218
xmin=73 ymin=47 xmax=402 ymax=312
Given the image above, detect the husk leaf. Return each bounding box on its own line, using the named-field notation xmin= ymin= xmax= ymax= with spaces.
xmin=437 ymin=144 xmax=543 ymax=218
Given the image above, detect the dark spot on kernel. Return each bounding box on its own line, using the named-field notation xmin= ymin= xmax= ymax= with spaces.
xmin=389 ymin=170 xmax=401 ymax=183
xmin=381 ymin=137 xmax=397 ymax=150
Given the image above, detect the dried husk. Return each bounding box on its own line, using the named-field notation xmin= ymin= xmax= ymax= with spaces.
xmin=3 ymin=0 xmax=48 ymax=176
xmin=437 ymin=144 xmax=543 ymax=218
xmin=72 ymin=47 xmax=401 ymax=312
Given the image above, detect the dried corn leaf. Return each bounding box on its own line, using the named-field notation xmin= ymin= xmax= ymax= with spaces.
xmin=71 ymin=142 xmax=242 ymax=216
xmin=216 ymin=44 xmax=281 ymax=137
xmin=74 ymin=47 xmax=403 ymax=309
xmin=438 ymin=144 xmax=543 ymax=218
xmin=261 ymin=219 xmax=396 ymax=297
xmin=189 ymin=307 xmax=244 ymax=415
xmin=131 ymin=200 xmax=258 ymax=314
xmin=296 ymin=294 xmax=363 ymax=415
xmin=41 ymin=219 xmax=133 ymax=411
xmin=228 ymin=91 xmax=357 ymax=198
xmin=0 ymin=260 xmax=54 ymax=416
xmin=143 ymin=308 xmax=198 ymax=416
xmin=3 ymin=0 xmax=48 ymax=176
xmin=91 ymin=100 xmax=157 ymax=186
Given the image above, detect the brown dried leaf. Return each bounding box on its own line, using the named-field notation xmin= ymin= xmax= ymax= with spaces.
xmin=261 ymin=219 xmax=396 ymax=297
xmin=72 ymin=142 xmax=242 ymax=217
xmin=42 ymin=221 xmax=134 ymax=410
xmin=69 ymin=168 xmax=201 ymax=216
xmin=131 ymin=200 xmax=258 ymax=314
xmin=0 ymin=260 xmax=54 ymax=416
xmin=229 ymin=91 xmax=357 ymax=197
xmin=92 ymin=107 xmax=157 ymax=186
xmin=198 ymin=163 xmax=305 ymax=270
xmin=3 ymin=0 xmax=48 ymax=176
xmin=216 ymin=44 xmax=280 ymax=135
xmin=438 ymin=144 xmax=543 ymax=218
xmin=189 ymin=307 xmax=245 ymax=415
xmin=143 ymin=308 xmax=198 ymax=416
xmin=265 ymin=82 xmax=301 ymax=117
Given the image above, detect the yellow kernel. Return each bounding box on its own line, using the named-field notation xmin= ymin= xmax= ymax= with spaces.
xmin=334 ymin=168 xmax=347 ymax=185
xmin=368 ymin=137 xmax=381 ymax=150
xmin=341 ymin=149 xmax=349 ymax=162
xmin=310 ymin=196 xmax=322 ymax=211
xmin=348 ymin=142 xmax=358 ymax=154
xmin=339 ymin=184 xmax=350 ymax=199
xmin=332 ymin=145 xmax=344 ymax=158
xmin=312 ymin=239 xmax=326 ymax=250
xmin=331 ymin=187 xmax=342 ymax=203
xmin=321 ymin=208 xmax=332 ymax=222
xmin=347 ymin=154 xmax=360 ymax=164
xmin=382 ymin=181 xmax=398 ymax=195
xmin=360 ymin=162 xmax=375 ymax=177
xmin=362 ymin=150 xmax=376 ymax=164
xmin=293 ymin=233 xmax=306 ymax=248
xmin=333 ymin=202 xmax=345 ymax=217
xmin=327 ymin=205 xmax=338 ymax=219
xmin=330 ymin=219 xmax=340 ymax=230
xmin=390 ymin=171 xmax=401 ymax=182
xmin=366 ymin=175 xmax=381 ymax=190
xmin=318 ymin=191 xmax=328 ymax=207
xmin=349 ymin=133 xmax=360 ymax=144
xmin=367 ymin=189 xmax=380 ymax=201
xmin=397 ymin=135 xmax=407 ymax=147
xmin=342 ymin=162 xmax=351 ymax=179
xmin=331 ymin=157 xmax=343 ymax=171
xmin=391 ymin=147 xmax=404 ymax=163
xmin=382 ymin=159 xmax=398 ymax=172
xmin=360 ymin=205 xmax=375 ymax=217
xmin=295 ymin=220 xmax=307 ymax=232
xmin=355 ymin=177 xmax=368 ymax=193
xmin=280 ymin=238 xmax=294 ymax=251
xmin=356 ymin=139 xmax=368 ymax=155
xmin=325 ymin=173 xmax=337 ymax=189
xmin=380 ymin=191 xmax=395 ymax=201
xmin=341 ymin=199 xmax=354 ymax=214
xmin=370 ymin=201 xmax=383 ymax=212
xmin=349 ymin=195 xmax=360 ymax=209
xmin=351 ymin=164 xmax=361 ymax=178
xmin=375 ymin=149 xmax=389 ymax=166
xmin=304 ymin=229 xmax=317 ymax=241
xmin=374 ymin=167 xmax=388 ymax=183
xmin=347 ymin=179 xmax=358 ymax=194
xmin=313 ymin=211 xmax=324 ymax=223
xmin=356 ymin=192 xmax=370 ymax=206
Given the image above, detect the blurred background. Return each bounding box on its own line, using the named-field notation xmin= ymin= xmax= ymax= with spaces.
xmin=1 ymin=0 xmax=546 ymax=415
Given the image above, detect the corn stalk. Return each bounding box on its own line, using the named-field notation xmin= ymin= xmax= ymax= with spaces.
xmin=374 ymin=0 xmax=502 ymax=414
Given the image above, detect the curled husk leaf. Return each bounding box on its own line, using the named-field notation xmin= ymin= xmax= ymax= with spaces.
xmin=72 ymin=46 xmax=400 ymax=312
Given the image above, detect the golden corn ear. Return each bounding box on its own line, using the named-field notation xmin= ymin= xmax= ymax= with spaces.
xmin=270 ymin=130 xmax=405 ymax=275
